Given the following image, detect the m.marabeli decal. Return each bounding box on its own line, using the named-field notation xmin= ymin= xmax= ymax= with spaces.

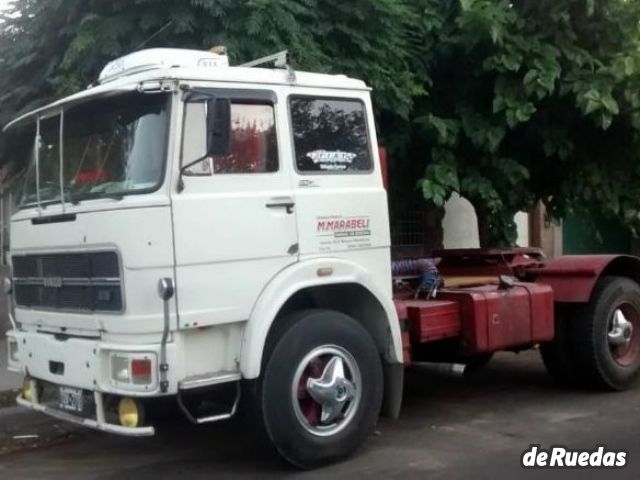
xmin=306 ymin=150 xmax=357 ymax=171
xmin=316 ymin=215 xmax=372 ymax=251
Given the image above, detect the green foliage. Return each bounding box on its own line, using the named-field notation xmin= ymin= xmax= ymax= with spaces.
xmin=3 ymin=0 xmax=640 ymax=246
xmin=410 ymin=0 xmax=640 ymax=245
xmin=0 ymin=0 xmax=417 ymax=132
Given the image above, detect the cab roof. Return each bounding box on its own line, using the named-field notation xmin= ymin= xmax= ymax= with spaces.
xmin=3 ymin=48 xmax=369 ymax=132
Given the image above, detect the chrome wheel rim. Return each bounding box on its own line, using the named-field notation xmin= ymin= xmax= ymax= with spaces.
xmin=608 ymin=304 xmax=640 ymax=366
xmin=291 ymin=345 xmax=361 ymax=437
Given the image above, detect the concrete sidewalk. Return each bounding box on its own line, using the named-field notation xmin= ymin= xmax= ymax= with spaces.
xmin=0 ymin=338 xmax=22 ymax=392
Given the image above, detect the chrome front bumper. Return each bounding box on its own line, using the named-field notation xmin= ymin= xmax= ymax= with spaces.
xmin=16 ymin=380 xmax=155 ymax=437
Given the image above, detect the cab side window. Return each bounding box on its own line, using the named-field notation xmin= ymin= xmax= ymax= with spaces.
xmin=182 ymin=100 xmax=278 ymax=175
xmin=289 ymin=97 xmax=372 ymax=173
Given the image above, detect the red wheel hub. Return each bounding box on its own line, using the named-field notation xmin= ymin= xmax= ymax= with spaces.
xmin=296 ymin=357 xmax=326 ymax=425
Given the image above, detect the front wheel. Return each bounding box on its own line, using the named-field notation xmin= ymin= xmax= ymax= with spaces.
xmin=255 ymin=310 xmax=383 ymax=468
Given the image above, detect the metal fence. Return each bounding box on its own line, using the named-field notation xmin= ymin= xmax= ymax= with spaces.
xmin=390 ymin=198 xmax=443 ymax=260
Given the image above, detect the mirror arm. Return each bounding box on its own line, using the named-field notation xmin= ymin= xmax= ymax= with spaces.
xmin=177 ymin=154 xmax=209 ymax=193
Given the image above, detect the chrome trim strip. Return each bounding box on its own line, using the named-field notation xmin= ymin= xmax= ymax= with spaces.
xmin=178 ymin=371 xmax=242 ymax=390
xmin=14 ymin=277 xmax=121 ymax=286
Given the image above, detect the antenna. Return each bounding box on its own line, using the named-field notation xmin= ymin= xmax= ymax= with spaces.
xmin=240 ymin=50 xmax=296 ymax=82
xmin=134 ymin=21 xmax=173 ymax=51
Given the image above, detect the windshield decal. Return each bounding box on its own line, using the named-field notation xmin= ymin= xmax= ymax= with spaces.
xmin=305 ymin=150 xmax=357 ymax=171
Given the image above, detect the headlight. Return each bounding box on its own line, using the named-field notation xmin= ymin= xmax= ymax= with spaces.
xmin=111 ymin=355 xmax=131 ymax=383
xmin=109 ymin=352 xmax=157 ymax=390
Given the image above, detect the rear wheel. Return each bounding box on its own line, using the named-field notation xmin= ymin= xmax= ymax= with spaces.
xmin=255 ymin=309 xmax=383 ymax=468
xmin=571 ymin=276 xmax=640 ymax=390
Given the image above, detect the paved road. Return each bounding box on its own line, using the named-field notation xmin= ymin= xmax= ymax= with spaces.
xmin=1 ymin=351 xmax=639 ymax=479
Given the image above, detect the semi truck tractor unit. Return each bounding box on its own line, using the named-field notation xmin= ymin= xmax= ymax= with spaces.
xmin=4 ymin=48 xmax=640 ymax=468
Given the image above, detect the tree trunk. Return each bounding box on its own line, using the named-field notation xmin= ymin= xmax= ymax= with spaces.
xmin=474 ymin=205 xmax=493 ymax=249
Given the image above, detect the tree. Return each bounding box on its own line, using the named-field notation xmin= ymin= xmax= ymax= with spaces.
xmin=408 ymin=0 xmax=640 ymax=246
xmin=3 ymin=0 xmax=640 ymax=248
xmin=0 ymin=0 xmax=417 ymax=155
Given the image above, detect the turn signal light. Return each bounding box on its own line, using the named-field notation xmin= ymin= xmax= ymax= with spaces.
xmin=131 ymin=359 xmax=152 ymax=385
xmin=109 ymin=354 xmax=156 ymax=388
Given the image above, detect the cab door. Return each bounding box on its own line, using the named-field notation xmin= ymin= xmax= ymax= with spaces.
xmin=288 ymin=93 xmax=391 ymax=266
xmin=171 ymin=89 xmax=297 ymax=329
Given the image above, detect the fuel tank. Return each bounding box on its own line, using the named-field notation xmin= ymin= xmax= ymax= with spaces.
xmin=438 ymin=282 xmax=554 ymax=353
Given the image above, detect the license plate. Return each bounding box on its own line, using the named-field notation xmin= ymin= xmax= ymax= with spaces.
xmin=59 ymin=387 xmax=84 ymax=412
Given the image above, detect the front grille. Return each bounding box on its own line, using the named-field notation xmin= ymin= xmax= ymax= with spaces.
xmin=12 ymin=252 xmax=122 ymax=312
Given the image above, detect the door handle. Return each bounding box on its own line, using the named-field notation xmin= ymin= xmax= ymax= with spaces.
xmin=266 ymin=200 xmax=295 ymax=214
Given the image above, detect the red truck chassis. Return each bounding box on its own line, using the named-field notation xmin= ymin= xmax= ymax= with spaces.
xmin=393 ymin=248 xmax=640 ymax=390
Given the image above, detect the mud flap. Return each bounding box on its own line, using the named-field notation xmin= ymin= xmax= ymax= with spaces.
xmin=381 ymin=362 xmax=403 ymax=419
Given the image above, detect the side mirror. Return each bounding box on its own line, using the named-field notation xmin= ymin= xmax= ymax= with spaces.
xmin=177 ymin=96 xmax=232 ymax=193
xmin=206 ymin=98 xmax=231 ymax=157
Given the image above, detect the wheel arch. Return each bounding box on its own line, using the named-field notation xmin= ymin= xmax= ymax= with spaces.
xmin=600 ymin=256 xmax=640 ymax=287
xmin=239 ymin=258 xmax=403 ymax=416
xmin=534 ymin=255 xmax=640 ymax=303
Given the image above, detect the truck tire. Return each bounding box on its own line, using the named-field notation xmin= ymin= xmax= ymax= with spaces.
xmin=571 ymin=276 xmax=640 ymax=390
xmin=255 ymin=309 xmax=383 ymax=468
xmin=539 ymin=307 xmax=579 ymax=386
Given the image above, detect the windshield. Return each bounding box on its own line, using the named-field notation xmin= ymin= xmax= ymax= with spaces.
xmin=14 ymin=92 xmax=169 ymax=209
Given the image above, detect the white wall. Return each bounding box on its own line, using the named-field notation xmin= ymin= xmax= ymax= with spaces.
xmin=515 ymin=212 xmax=529 ymax=247
xmin=442 ymin=193 xmax=480 ymax=249
xmin=442 ymin=193 xmax=529 ymax=248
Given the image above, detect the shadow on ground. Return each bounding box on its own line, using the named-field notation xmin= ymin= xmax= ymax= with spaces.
xmin=2 ymin=351 xmax=638 ymax=480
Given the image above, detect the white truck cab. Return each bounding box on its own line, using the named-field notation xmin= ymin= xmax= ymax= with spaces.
xmin=4 ymin=48 xmax=402 ymax=467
